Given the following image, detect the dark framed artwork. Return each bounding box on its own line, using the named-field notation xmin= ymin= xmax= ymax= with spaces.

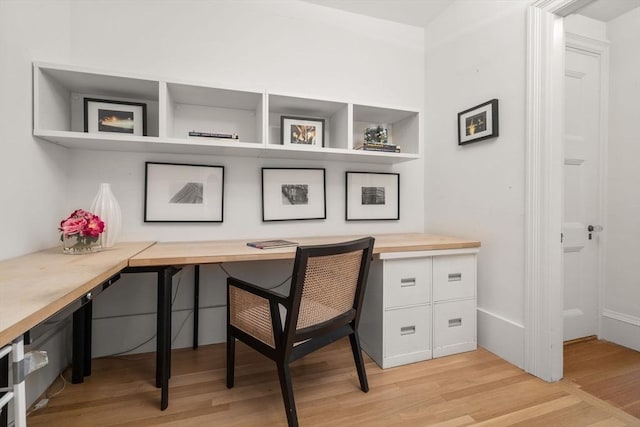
xmin=262 ymin=168 xmax=326 ymax=221
xmin=280 ymin=116 xmax=325 ymax=147
xmin=457 ymin=99 xmax=499 ymax=145
xmin=345 ymin=172 xmax=399 ymax=221
xmin=84 ymin=98 xmax=147 ymax=136
xmin=144 ymin=162 xmax=224 ymax=222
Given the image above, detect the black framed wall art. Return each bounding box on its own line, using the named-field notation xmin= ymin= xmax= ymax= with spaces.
xmin=84 ymin=98 xmax=147 ymax=136
xmin=262 ymin=168 xmax=326 ymax=221
xmin=280 ymin=116 xmax=325 ymax=147
xmin=144 ymin=162 xmax=224 ymax=222
xmin=345 ymin=171 xmax=399 ymax=221
xmin=457 ymin=99 xmax=499 ymax=145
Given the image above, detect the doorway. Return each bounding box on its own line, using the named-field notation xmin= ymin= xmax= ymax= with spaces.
xmin=562 ymin=32 xmax=606 ymax=342
xmin=526 ymin=0 xmax=640 ymax=382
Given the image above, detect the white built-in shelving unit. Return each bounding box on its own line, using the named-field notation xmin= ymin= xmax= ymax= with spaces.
xmin=33 ymin=63 xmax=421 ymax=163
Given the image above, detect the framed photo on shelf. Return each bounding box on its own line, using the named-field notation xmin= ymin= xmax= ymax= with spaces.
xmin=144 ymin=162 xmax=224 ymax=222
xmin=280 ymin=116 xmax=325 ymax=147
xmin=262 ymin=168 xmax=326 ymax=221
xmin=345 ymin=171 xmax=399 ymax=221
xmin=457 ymin=99 xmax=499 ymax=145
xmin=84 ymin=98 xmax=147 ymax=136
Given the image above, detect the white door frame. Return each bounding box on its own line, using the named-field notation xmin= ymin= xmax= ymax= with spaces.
xmin=524 ymin=0 xmax=596 ymax=382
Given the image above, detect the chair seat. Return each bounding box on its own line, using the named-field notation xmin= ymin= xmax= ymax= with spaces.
xmin=235 ymin=298 xmax=345 ymax=348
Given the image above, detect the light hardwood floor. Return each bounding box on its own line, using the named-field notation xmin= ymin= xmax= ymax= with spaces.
xmin=28 ymin=340 xmax=640 ymax=426
xmin=564 ymin=338 xmax=640 ymax=420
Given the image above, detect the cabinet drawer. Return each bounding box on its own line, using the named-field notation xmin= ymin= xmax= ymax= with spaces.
xmin=384 ymin=305 xmax=431 ymax=358
xmin=433 ymin=299 xmax=476 ymax=355
xmin=383 ymin=257 xmax=431 ymax=308
xmin=433 ymin=254 xmax=475 ymax=301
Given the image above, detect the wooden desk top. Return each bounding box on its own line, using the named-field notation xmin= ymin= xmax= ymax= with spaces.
xmin=0 ymin=241 xmax=154 ymax=348
xmin=128 ymin=233 xmax=481 ymax=267
xmin=0 ymin=233 xmax=480 ymax=348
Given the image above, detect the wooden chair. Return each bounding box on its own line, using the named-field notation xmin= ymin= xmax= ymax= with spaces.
xmin=226 ymin=237 xmax=375 ymax=427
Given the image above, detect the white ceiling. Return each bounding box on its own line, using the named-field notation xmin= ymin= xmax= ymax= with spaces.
xmin=579 ymin=0 xmax=640 ymax=21
xmin=300 ymin=0 xmax=452 ymax=28
xmin=302 ymin=0 xmax=640 ymax=27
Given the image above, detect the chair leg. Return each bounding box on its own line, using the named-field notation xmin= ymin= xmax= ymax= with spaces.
xmin=276 ymin=362 xmax=298 ymax=427
xmin=226 ymin=332 xmax=235 ymax=389
xmin=349 ymin=332 xmax=369 ymax=392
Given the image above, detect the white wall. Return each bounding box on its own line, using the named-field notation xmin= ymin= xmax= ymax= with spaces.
xmin=0 ymin=0 xmax=75 ymax=411
xmin=602 ymin=6 xmax=640 ymax=350
xmin=1 ymin=0 xmax=426 ymax=408
xmin=0 ymin=1 xmax=71 ymax=260
xmin=424 ymin=0 xmax=531 ymax=368
xmin=63 ymin=0 xmax=425 ymax=354
xmin=63 ymin=0 xmax=425 ymax=241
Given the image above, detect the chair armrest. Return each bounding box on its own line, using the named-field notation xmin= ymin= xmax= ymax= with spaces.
xmin=227 ymin=276 xmax=288 ymax=305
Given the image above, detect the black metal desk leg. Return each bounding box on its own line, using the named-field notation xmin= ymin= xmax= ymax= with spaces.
xmin=156 ymin=267 xmax=173 ymax=410
xmin=193 ymin=265 xmax=200 ymax=350
xmin=72 ymin=305 xmax=86 ymax=384
xmin=72 ymin=296 xmax=94 ymax=383
xmin=84 ymin=300 xmax=93 ymax=377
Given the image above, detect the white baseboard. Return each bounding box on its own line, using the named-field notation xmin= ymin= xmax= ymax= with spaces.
xmin=601 ymin=309 xmax=640 ymax=352
xmin=477 ymin=307 xmax=525 ymax=369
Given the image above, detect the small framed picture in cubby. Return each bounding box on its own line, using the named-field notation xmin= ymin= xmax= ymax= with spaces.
xmin=280 ymin=116 xmax=324 ymax=147
xmin=84 ymin=98 xmax=147 ymax=136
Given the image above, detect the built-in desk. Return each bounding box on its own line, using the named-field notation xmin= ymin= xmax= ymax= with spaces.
xmin=128 ymin=233 xmax=480 ymax=410
xmin=0 ymin=234 xmax=480 ymax=424
xmin=0 ymin=242 xmax=154 ymax=427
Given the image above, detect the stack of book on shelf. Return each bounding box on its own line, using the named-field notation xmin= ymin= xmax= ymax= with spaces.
xmin=354 ymin=142 xmax=401 ymax=153
xmin=188 ymin=131 xmax=239 ymax=140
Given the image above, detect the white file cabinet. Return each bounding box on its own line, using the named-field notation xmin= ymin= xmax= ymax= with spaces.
xmin=360 ymin=248 xmax=478 ymax=369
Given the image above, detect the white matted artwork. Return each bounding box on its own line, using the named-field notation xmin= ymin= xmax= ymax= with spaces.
xmin=280 ymin=116 xmax=325 ymax=147
xmin=262 ymin=168 xmax=326 ymax=221
xmin=84 ymin=98 xmax=147 ymax=136
xmin=144 ymin=162 xmax=224 ymax=222
xmin=346 ymin=172 xmax=399 ymax=221
xmin=457 ymin=99 xmax=499 ymax=145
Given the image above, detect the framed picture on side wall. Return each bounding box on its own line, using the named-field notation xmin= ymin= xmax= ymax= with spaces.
xmin=144 ymin=162 xmax=224 ymax=222
xmin=346 ymin=171 xmax=399 ymax=221
xmin=262 ymin=168 xmax=326 ymax=221
xmin=84 ymin=98 xmax=147 ymax=136
xmin=458 ymin=99 xmax=499 ymax=145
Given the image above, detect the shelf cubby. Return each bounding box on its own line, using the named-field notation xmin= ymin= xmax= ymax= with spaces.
xmin=353 ymin=104 xmax=421 ymax=155
xmin=165 ymin=82 xmax=263 ymax=144
xmin=267 ymin=93 xmax=349 ymax=150
xmin=34 ymin=64 xmax=160 ymax=137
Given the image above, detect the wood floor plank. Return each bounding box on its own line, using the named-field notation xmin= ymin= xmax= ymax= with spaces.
xmin=564 ymin=339 xmax=640 ymax=421
xmin=27 ymin=340 xmax=639 ymax=426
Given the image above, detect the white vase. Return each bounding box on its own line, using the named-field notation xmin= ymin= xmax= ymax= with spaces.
xmin=90 ymin=183 xmax=122 ymax=248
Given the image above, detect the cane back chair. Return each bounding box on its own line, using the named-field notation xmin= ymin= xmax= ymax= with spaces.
xmin=226 ymin=237 xmax=375 ymax=426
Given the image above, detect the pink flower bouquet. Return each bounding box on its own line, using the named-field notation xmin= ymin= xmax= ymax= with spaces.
xmin=59 ymin=209 xmax=105 ymax=253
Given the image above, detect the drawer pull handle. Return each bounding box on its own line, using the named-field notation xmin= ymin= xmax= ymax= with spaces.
xmin=448 ymin=318 xmax=462 ymax=327
xmin=448 ymin=273 xmax=462 ymax=282
xmin=400 ymin=278 xmax=416 ymax=287
xmin=400 ymin=326 xmax=416 ymax=335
